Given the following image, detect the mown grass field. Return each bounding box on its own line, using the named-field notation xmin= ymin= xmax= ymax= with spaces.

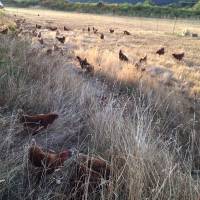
xmin=1 ymin=7 xmax=200 ymax=200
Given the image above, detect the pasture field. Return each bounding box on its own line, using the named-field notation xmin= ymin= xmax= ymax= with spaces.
xmin=6 ymin=7 xmax=200 ymax=96
xmin=1 ymin=7 xmax=200 ymax=200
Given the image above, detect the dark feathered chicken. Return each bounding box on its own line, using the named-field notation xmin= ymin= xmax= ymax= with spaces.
xmin=36 ymin=24 xmax=42 ymax=29
xmin=20 ymin=113 xmax=58 ymax=135
xmin=100 ymin=33 xmax=104 ymax=39
xmin=124 ymin=30 xmax=131 ymax=35
xmin=172 ymin=52 xmax=184 ymax=61
xmin=119 ymin=50 xmax=129 ymax=62
xmin=110 ymin=29 xmax=114 ymax=33
xmin=56 ymin=35 xmax=65 ymax=43
xmin=76 ymin=56 xmax=94 ymax=73
xmin=156 ymin=47 xmax=165 ymax=55
xmin=77 ymin=56 xmax=88 ymax=69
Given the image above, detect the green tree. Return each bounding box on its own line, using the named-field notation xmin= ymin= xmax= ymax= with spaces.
xmin=143 ymin=0 xmax=154 ymax=6
xmin=193 ymin=0 xmax=200 ymax=10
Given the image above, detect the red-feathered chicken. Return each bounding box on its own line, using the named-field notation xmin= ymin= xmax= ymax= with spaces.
xmin=29 ymin=139 xmax=71 ymax=183
xmin=156 ymin=47 xmax=165 ymax=55
xmin=20 ymin=112 xmax=58 ymax=135
xmin=29 ymin=139 xmax=70 ymax=170
xmin=119 ymin=50 xmax=129 ymax=62
xmin=172 ymin=52 xmax=184 ymax=61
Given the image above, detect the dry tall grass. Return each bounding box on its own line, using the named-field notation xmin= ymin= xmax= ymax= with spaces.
xmin=1 ymin=9 xmax=200 ymax=200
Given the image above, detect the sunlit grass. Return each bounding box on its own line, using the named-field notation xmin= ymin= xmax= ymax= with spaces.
xmin=1 ymin=8 xmax=200 ymax=200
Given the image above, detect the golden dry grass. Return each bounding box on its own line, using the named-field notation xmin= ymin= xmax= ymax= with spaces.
xmin=6 ymin=7 xmax=200 ymax=96
xmin=1 ymin=7 xmax=200 ymax=200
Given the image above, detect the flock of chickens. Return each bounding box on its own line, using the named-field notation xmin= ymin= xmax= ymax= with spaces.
xmin=0 ymin=17 xmax=185 ymax=76
xmin=0 ymin=16 xmax=115 ymax=198
xmin=79 ymin=27 xmax=185 ymax=73
xmin=20 ymin=112 xmax=111 ymax=197
xmin=0 ymin=13 xmax=187 ymax=197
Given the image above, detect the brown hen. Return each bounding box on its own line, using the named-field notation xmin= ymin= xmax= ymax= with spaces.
xmin=156 ymin=47 xmax=165 ymax=55
xmin=124 ymin=30 xmax=131 ymax=35
xmin=56 ymin=35 xmax=65 ymax=43
xmin=172 ymin=52 xmax=184 ymax=61
xmin=20 ymin=112 xmax=58 ymax=135
xmin=119 ymin=50 xmax=129 ymax=62
xmin=29 ymin=139 xmax=71 ymax=182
